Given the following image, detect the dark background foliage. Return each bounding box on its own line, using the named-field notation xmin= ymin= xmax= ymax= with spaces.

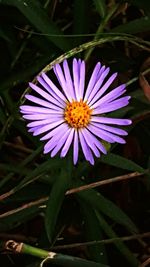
xmin=0 ymin=0 xmax=150 ymax=267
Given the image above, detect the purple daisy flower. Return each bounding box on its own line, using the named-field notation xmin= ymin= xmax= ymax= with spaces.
xmin=20 ymin=58 xmax=132 ymax=165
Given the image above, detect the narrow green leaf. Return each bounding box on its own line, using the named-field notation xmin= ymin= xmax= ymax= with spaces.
xmin=20 ymin=145 xmax=43 ymax=167
xmin=112 ymin=17 xmax=150 ymax=34
xmin=0 ymin=158 xmax=60 ymax=200
xmin=96 ymin=211 xmax=139 ymax=266
xmin=45 ymin=168 xmax=71 ymax=242
xmin=93 ymin=0 xmax=106 ymax=18
xmin=52 ymin=255 xmax=109 ymax=267
xmin=0 ymin=106 xmax=7 ymax=124
xmin=19 ymin=158 xmax=59 ymax=183
xmin=75 ymin=181 xmax=138 ymax=234
xmin=101 ymin=153 xmax=145 ymax=172
xmin=21 ymin=242 xmax=110 ymax=267
xmin=80 ymin=201 xmax=108 ymax=264
xmin=130 ymin=0 xmax=150 ymax=15
xmin=130 ymin=89 xmax=150 ymax=104
xmin=1 ymin=0 xmax=70 ymax=51
xmin=73 ymin=0 xmax=91 ymax=45
xmin=0 ymin=53 xmax=51 ymax=92
xmin=0 ymin=163 xmax=28 ymax=175
xmin=0 ymin=28 xmax=11 ymax=42
xmin=0 ymin=205 xmax=39 ymax=232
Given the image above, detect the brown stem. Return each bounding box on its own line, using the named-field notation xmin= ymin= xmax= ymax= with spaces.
xmin=139 ymin=258 xmax=150 ymax=267
xmin=53 ymin=232 xmax=150 ymax=250
xmin=0 ymin=170 xmax=148 ymax=215
xmin=66 ymin=171 xmax=146 ymax=195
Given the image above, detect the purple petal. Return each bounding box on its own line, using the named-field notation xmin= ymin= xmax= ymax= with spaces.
xmin=33 ymin=120 xmax=64 ymax=136
xmin=89 ymin=72 xmax=117 ymax=106
xmin=73 ymin=130 xmax=79 ymax=165
xmin=29 ymin=82 xmax=64 ymax=108
xmin=84 ymin=62 xmax=101 ymax=101
xmin=40 ymin=123 xmax=68 ymax=141
xmin=51 ymin=128 xmax=71 ymax=157
xmin=20 ymin=105 xmax=63 ymax=115
xmin=73 ymin=58 xmax=80 ymax=101
xmin=54 ymin=63 xmax=73 ymax=102
xmin=80 ymin=129 xmax=100 ymax=157
xmin=20 ymin=108 xmax=34 ymax=114
xmin=25 ymin=95 xmax=63 ymax=111
xmin=28 ymin=126 xmax=40 ymax=133
xmin=90 ymin=123 xmax=126 ymax=144
xmin=27 ymin=117 xmax=63 ymax=128
xmin=82 ymin=128 xmax=107 ymax=154
xmin=78 ymin=58 xmax=82 ymax=67
xmin=44 ymin=139 xmax=58 ymax=154
xmin=43 ymin=124 xmax=69 ymax=153
xmin=91 ymin=122 xmax=128 ymax=136
xmin=87 ymin=67 xmax=110 ymax=105
xmin=91 ymin=116 xmax=132 ymax=125
xmin=60 ymin=128 xmax=74 ymax=157
xmin=87 ymin=124 xmax=115 ymax=143
xmin=79 ymin=131 xmax=94 ymax=165
xmin=91 ymin=84 xmax=126 ymax=109
xmin=63 ymin=60 xmax=76 ymax=99
xmin=93 ymin=96 xmax=130 ymax=115
xmin=41 ymin=73 xmax=67 ymax=102
xmin=37 ymin=76 xmax=65 ymax=106
xmin=97 ymin=65 xmax=106 ymax=79
xmin=78 ymin=61 xmax=85 ymax=99
xmin=23 ymin=113 xmax=62 ymax=120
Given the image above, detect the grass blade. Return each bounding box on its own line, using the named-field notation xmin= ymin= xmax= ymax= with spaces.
xmin=96 ymin=211 xmax=139 ymax=266
xmin=1 ymin=0 xmax=70 ymax=51
xmin=101 ymin=153 xmax=145 ymax=172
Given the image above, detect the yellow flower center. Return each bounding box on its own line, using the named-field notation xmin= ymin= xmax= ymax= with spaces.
xmin=64 ymin=100 xmax=92 ymax=128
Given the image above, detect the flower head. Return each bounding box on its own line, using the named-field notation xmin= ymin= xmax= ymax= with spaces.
xmin=20 ymin=58 xmax=132 ymax=165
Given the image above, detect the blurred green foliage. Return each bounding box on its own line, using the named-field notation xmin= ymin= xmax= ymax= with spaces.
xmin=0 ymin=0 xmax=150 ymax=267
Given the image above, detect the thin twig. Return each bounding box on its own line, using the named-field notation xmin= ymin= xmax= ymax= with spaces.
xmin=0 ymin=197 xmax=47 ymax=218
xmin=0 ymin=170 xmax=147 ymax=217
xmin=53 ymin=232 xmax=150 ymax=250
xmin=139 ymin=258 xmax=150 ymax=267
xmin=66 ymin=170 xmax=147 ymax=195
xmin=4 ymin=141 xmax=33 ymax=154
xmin=126 ymin=67 xmax=150 ymax=87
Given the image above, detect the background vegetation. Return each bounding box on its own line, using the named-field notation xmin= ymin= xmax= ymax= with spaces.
xmin=0 ymin=0 xmax=150 ymax=266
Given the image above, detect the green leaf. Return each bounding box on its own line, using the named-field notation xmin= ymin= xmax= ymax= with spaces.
xmin=101 ymin=153 xmax=145 ymax=172
xmin=0 ymin=53 xmax=51 ymax=92
xmin=80 ymin=201 xmax=108 ymax=264
xmin=0 ymin=205 xmax=39 ymax=232
xmin=0 ymin=163 xmax=28 ymax=175
xmin=0 ymin=158 xmax=60 ymax=200
xmin=75 ymin=181 xmax=138 ymax=234
xmin=93 ymin=0 xmax=106 ymax=18
xmin=45 ymin=168 xmax=71 ymax=242
xmin=1 ymin=0 xmax=70 ymax=51
xmin=53 ymin=255 xmax=109 ymax=267
xmin=96 ymin=211 xmax=139 ymax=266
xmin=0 ymin=28 xmax=11 ymax=42
xmin=130 ymin=0 xmax=150 ymax=15
xmin=73 ymin=0 xmax=91 ymax=45
xmin=0 ymin=106 xmax=7 ymax=124
xmin=130 ymin=89 xmax=150 ymax=105
xmin=112 ymin=17 xmax=150 ymax=34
